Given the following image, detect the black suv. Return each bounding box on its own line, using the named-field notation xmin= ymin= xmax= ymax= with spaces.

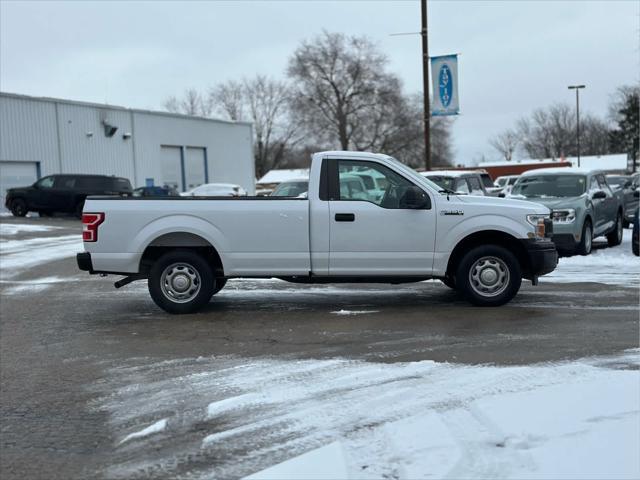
xmin=5 ymin=174 xmax=132 ymax=217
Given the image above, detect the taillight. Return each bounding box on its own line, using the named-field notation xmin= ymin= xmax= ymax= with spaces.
xmin=82 ymin=212 xmax=105 ymax=242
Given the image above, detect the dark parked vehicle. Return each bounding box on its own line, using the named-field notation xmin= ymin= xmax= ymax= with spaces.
xmin=5 ymin=174 xmax=132 ymax=217
xmin=607 ymin=174 xmax=640 ymax=227
xmin=132 ymin=186 xmax=180 ymax=197
xmin=633 ymin=191 xmax=639 ymax=257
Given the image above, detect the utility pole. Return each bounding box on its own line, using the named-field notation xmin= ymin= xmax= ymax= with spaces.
xmin=568 ymin=85 xmax=585 ymax=168
xmin=421 ymin=0 xmax=431 ymax=171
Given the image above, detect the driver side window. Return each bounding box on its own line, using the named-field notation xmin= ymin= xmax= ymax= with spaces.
xmin=336 ymin=160 xmax=423 ymax=209
xmin=37 ymin=176 xmax=54 ymax=189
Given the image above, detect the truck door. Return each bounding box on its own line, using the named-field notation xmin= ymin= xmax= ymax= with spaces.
xmin=597 ymin=174 xmax=617 ymax=231
xmin=588 ymin=175 xmax=607 ymax=235
xmin=326 ymin=158 xmax=436 ymax=276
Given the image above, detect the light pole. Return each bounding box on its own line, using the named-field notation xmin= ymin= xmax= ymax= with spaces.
xmin=568 ymin=85 xmax=585 ymax=167
xmin=421 ymin=0 xmax=431 ymax=171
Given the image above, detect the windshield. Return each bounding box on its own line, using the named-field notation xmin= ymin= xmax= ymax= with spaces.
xmin=511 ymin=175 xmax=586 ymax=198
xmin=271 ymin=181 xmax=309 ymax=197
xmin=606 ymin=176 xmax=626 ymax=188
xmin=424 ymin=176 xmax=455 ymax=191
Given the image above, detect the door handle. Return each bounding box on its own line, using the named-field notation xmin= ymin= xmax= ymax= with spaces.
xmin=335 ymin=213 xmax=355 ymax=222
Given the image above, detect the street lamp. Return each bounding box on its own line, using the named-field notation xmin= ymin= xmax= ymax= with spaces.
xmin=568 ymin=85 xmax=585 ymax=167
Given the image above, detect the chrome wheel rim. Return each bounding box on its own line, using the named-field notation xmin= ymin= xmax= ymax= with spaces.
xmin=469 ymin=256 xmax=510 ymax=297
xmin=160 ymin=262 xmax=201 ymax=303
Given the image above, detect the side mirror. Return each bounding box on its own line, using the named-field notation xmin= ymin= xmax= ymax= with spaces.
xmin=401 ymin=186 xmax=430 ymax=209
xmin=592 ymin=190 xmax=607 ymax=200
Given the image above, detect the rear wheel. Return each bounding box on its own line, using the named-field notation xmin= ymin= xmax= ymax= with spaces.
xmin=456 ymin=245 xmax=521 ymax=307
xmin=606 ymin=212 xmax=623 ymax=247
xmin=74 ymin=201 xmax=85 ymax=219
xmin=10 ymin=198 xmax=27 ymax=217
xmin=148 ymin=249 xmax=215 ymax=314
xmin=576 ymin=219 xmax=593 ymax=256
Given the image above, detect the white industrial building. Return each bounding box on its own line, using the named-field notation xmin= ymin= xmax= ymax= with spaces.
xmin=0 ymin=92 xmax=255 ymax=206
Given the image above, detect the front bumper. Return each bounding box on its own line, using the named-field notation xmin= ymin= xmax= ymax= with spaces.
xmin=520 ymin=238 xmax=558 ymax=278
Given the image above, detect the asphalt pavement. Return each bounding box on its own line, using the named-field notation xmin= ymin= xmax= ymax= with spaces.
xmin=1 ymin=216 xmax=638 ymax=479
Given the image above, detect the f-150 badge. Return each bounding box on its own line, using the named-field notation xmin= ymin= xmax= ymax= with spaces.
xmin=440 ymin=209 xmax=464 ymax=216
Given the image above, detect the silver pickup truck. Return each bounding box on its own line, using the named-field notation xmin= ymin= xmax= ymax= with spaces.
xmin=77 ymin=151 xmax=558 ymax=314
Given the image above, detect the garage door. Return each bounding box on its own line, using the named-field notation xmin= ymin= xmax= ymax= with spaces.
xmin=0 ymin=161 xmax=39 ymax=212
xmin=160 ymin=146 xmax=182 ymax=191
xmin=185 ymin=147 xmax=208 ymax=191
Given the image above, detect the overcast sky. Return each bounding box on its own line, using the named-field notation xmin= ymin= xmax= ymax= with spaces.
xmin=1 ymin=0 xmax=638 ymax=165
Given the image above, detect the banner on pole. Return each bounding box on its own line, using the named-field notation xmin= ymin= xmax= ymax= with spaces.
xmin=430 ymin=54 xmax=459 ymax=116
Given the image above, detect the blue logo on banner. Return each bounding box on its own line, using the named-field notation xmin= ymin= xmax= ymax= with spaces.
xmin=438 ymin=64 xmax=453 ymax=108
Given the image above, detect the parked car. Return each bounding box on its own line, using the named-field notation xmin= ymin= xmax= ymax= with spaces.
xmin=181 ymin=183 xmax=247 ymax=197
xmin=494 ymin=175 xmax=520 ymax=196
xmin=606 ymin=174 xmax=640 ymax=227
xmin=4 ymin=174 xmax=132 ymax=218
xmin=477 ymin=170 xmax=502 ymax=196
xmin=270 ymin=179 xmax=309 ymax=197
xmin=420 ymin=171 xmax=488 ymax=196
xmin=509 ymin=168 xmax=624 ymax=255
xmin=77 ymin=150 xmax=557 ymax=314
xmin=633 ymin=203 xmax=639 ymax=256
xmin=133 ymin=186 xmax=180 ymax=197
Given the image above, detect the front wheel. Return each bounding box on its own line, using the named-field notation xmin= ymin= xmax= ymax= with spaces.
xmin=576 ymin=219 xmax=593 ymax=256
xmin=456 ymin=245 xmax=522 ymax=307
xmin=606 ymin=212 xmax=623 ymax=247
xmin=148 ymin=249 xmax=215 ymax=314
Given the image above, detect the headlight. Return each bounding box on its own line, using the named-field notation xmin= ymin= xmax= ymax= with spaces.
xmin=526 ymin=214 xmax=548 ymax=227
xmin=551 ymin=209 xmax=576 ymax=223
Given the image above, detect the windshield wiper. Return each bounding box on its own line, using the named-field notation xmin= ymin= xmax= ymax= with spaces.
xmin=438 ymin=188 xmax=456 ymax=200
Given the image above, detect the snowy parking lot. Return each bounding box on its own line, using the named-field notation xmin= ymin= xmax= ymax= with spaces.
xmin=1 ymin=217 xmax=639 ymax=480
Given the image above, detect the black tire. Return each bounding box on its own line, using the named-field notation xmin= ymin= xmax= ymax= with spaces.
xmin=74 ymin=201 xmax=85 ymax=219
xmin=606 ymin=212 xmax=623 ymax=247
xmin=576 ymin=219 xmax=593 ymax=256
xmin=633 ymin=237 xmax=639 ymax=256
xmin=456 ymin=245 xmax=522 ymax=307
xmin=10 ymin=198 xmax=28 ymax=217
xmin=212 ymin=278 xmax=227 ymax=295
xmin=148 ymin=249 xmax=215 ymax=314
xmin=440 ymin=276 xmax=456 ymax=289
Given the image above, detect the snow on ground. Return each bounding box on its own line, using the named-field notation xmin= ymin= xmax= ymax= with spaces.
xmin=99 ymin=350 xmax=640 ymax=479
xmin=0 ymin=234 xmax=82 ymax=279
xmin=331 ymin=309 xmax=380 ymax=315
xmin=118 ymin=418 xmax=168 ymax=445
xmin=0 ymin=222 xmax=64 ymax=236
xmin=545 ymin=230 xmax=639 ymax=287
xmin=0 ymin=276 xmax=71 ymax=295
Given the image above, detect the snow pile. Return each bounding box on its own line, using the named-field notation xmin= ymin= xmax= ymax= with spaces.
xmin=0 ymin=234 xmax=82 ymax=279
xmin=118 ymin=418 xmax=168 ymax=445
xmin=100 ymin=351 xmax=640 ymax=479
xmin=0 ymin=223 xmax=64 ymax=236
xmin=545 ymin=231 xmax=639 ymax=287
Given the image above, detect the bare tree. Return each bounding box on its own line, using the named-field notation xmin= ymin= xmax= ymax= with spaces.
xmin=209 ymin=76 xmax=300 ymax=178
xmin=163 ymin=88 xmax=213 ymax=117
xmin=517 ymin=103 xmax=613 ymax=159
xmin=489 ymin=128 xmax=520 ymax=161
xmin=287 ymin=31 xmax=452 ymax=166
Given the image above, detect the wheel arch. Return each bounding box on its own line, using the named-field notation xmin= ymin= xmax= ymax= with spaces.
xmin=446 ymin=230 xmax=531 ymax=279
xmin=139 ymin=232 xmax=225 ymax=277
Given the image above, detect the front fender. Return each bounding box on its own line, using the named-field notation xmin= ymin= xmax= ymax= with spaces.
xmin=437 ymin=214 xmax=531 ymax=252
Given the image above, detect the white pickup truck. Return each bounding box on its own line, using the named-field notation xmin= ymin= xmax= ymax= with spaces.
xmin=77 ymin=151 xmax=558 ymax=314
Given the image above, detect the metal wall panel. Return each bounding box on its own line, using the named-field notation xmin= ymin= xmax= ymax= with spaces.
xmin=56 ymin=103 xmax=135 ymax=180
xmin=0 ymin=96 xmax=59 ymax=175
xmin=133 ymin=112 xmax=255 ymax=194
xmin=1 ymin=93 xmax=255 ymax=193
